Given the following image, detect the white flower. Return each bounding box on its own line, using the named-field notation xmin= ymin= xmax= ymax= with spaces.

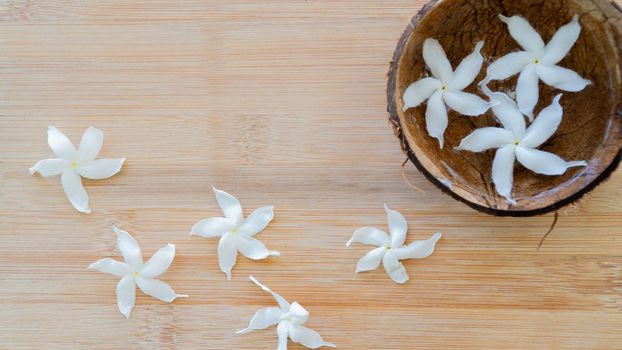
xmin=88 ymin=226 xmax=188 ymax=318
xmin=346 ymin=205 xmax=442 ymax=284
xmin=481 ymin=15 xmax=591 ymax=119
xmin=457 ymin=87 xmax=587 ymax=204
xmin=403 ymin=39 xmax=494 ymax=148
xmin=29 ymin=126 xmax=125 ymax=213
xmin=190 ymin=187 xmax=279 ymax=280
xmin=237 ymin=276 xmax=336 ymax=350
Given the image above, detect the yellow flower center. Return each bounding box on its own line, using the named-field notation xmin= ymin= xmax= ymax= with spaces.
xmin=533 ymin=59 xmax=540 ymax=65
xmin=70 ymin=161 xmax=79 ymax=169
xmin=232 ymin=228 xmax=238 ymax=235
xmin=132 ymin=271 xmax=140 ymax=277
xmin=441 ymin=85 xmax=447 ymax=91
xmin=514 ymin=140 xmax=520 ymax=146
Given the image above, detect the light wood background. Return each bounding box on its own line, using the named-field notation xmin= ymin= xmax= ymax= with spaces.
xmin=1 ymin=1 xmax=621 ymax=349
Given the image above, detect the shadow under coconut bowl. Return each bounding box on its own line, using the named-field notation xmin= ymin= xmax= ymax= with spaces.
xmin=387 ymin=0 xmax=622 ymax=216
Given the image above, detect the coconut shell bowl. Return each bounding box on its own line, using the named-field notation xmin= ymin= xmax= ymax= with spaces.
xmin=387 ymin=0 xmax=622 ymax=216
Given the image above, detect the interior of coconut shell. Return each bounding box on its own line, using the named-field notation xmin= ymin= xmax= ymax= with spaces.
xmin=388 ymin=0 xmax=622 ymax=216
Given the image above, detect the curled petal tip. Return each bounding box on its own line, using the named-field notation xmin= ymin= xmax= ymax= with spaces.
xmin=345 ymin=240 xmax=353 ymax=247
xmin=269 ymin=251 xmax=281 ymax=257
xmin=505 ymin=197 xmax=517 ymax=205
xmin=84 ymin=208 xmax=92 ymax=214
xmin=28 ymin=167 xmax=36 ymax=175
xmin=474 ymin=41 xmax=484 ymax=52
xmin=572 ymin=14 xmax=579 ymax=22
xmin=498 ymin=14 xmax=511 ymax=22
xmin=176 ymin=294 xmax=189 ymax=298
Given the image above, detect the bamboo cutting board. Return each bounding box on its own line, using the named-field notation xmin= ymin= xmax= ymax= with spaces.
xmin=1 ymin=1 xmax=621 ymax=349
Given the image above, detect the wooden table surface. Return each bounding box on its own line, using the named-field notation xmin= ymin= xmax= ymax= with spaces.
xmin=1 ymin=1 xmax=621 ymax=349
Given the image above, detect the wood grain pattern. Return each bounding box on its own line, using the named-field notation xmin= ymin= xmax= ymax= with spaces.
xmin=0 ymin=1 xmax=621 ymax=349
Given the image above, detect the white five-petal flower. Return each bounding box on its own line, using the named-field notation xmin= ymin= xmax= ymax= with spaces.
xmin=88 ymin=226 xmax=188 ymax=318
xmin=30 ymin=126 xmax=125 ymax=213
xmin=403 ymin=39 xmax=494 ymax=148
xmin=190 ymin=187 xmax=279 ymax=280
xmin=482 ymin=15 xmax=591 ymax=119
xmin=346 ymin=205 xmax=441 ymax=284
xmin=237 ymin=276 xmax=336 ymax=350
xmin=457 ymin=87 xmax=587 ymax=204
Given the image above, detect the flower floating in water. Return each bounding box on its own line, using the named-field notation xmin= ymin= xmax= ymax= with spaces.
xmin=237 ymin=275 xmax=336 ymax=350
xmin=481 ymin=15 xmax=591 ymax=119
xmin=403 ymin=39 xmax=494 ymax=148
xmin=30 ymin=126 xmax=125 ymax=213
xmin=457 ymin=87 xmax=587 ymax=204
xmin=346 ymin=205 xmax=441 ymax=284
xmin=88 ymin=226 xmax=188 ymax=318
xmin=190 ymin=187 xmax=279 ymax=280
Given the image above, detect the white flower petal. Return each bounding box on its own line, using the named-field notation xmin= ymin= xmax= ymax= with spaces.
xmin=282 ymin=302 xmax=309 ymax=326
xmin=384 ymin=204 xmax=407 ymax=247
xmin=482 ymin=86 xmax=526 ymax=138
xmin=140 ymin=243 xmax=175 ymax=279
xmin=346 ymin=227 xmax=390 ymax=247
xmin=113 ymin=226 xmax=143 ymax=271
xmin=277 ymin=321 xmax=289 ymax=350
xmin=29 ymin=158 xmax=69 ymax=177
xmin=61 ymin=170 xmax=91 ymax=214
xmin=237 ymin=306 xmax=283 ymax=334
xmin=76 ymin=158 xmax=125 ymax=180
xmin=536 ymin=64 xmax=590 ymax=92
xmin=355 ymin=247 xmax=386 ymax=273
xmin=237 ymin=235 xmax=280 ymax=260
xmin=213 ymin=187 xmax=244 ymax=226
xmin=136 ymin=277 xmax=187 ymax=302
xmin=382 ymin=251 xmax=409 ymax=284
xmin=402 ymin=77 xmax=441 ymax=111
xmin=218 ymin=232 xmax=238 ymax=280
xmin=456 ymin=127 xmax=514 ymax=152
xmin=482 ymin=51 xmax=533 ymax=83
xmin=237 ymin=206 xmax=274 ymax=237
xmin=448 ymin=41 xmax=484 ymax=91
xmin=425 ymin=90 xmax=449 ymax=148
xmin=78 ymin=127 xmax=103 ymax=163
xmin=249 ymin=275 xmax=290 ymax=310
xmin=116 ymin=275 xmax=136 ymax=319
xmin=443 ymin=91 xmax=493 ymax=116
xmin=88 ymin=258 xmax=130 ymax=277
xmin=521 ymin=94 xmax=563 ymax=148
xmin=423 ymin=38 xmax=453 ymax=84
xmin=499 ymin=15 xmax=545 ymax=56
xmin=289 ymin=324 xmax=336 ymax=349
xmin=492 ymin=145 xmax=517 ymax=204
xmin=542 ymin=15 xmax=581 ymax=65
xmin=393 ymin=233 xmax=442 ymax=260
xmin=516 ymin=64 xmax=539 ymax=120
xmin=190 ymin=217 xmax=234 ymax=238
xmin=47 ymin=126 xmax=77 ymax=159
xmin=515 ymin=147 xmax=587 ymax=175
